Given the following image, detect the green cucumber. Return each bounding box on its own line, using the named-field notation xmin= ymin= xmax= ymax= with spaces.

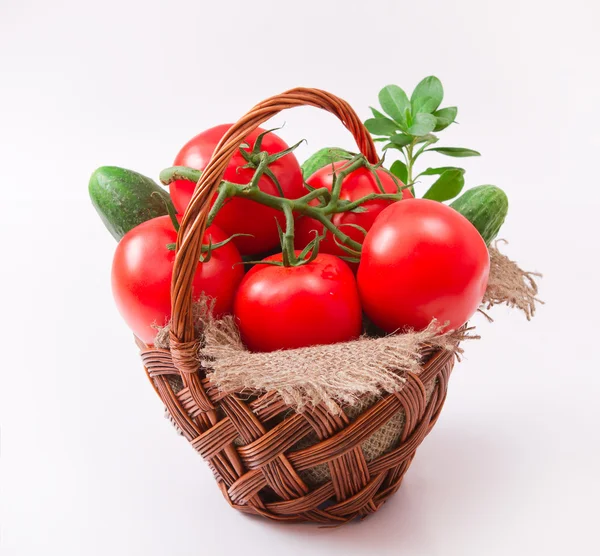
xmin=89 ymin=166 xmax=175 ymax=241
xmin=301 ymin=147 xmax=352 ymax=179
xmin=450 ymin=185 xmax=508 ymax=244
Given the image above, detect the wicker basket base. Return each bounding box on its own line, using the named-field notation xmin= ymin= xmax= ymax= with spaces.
xmin=141 ymin=344 xmax=456 ymax=524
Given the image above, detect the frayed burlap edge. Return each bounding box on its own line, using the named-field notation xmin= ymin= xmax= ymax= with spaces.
xmin=155 ymin=297 xmax=472 ymax=414
xmin=483 ymin=240 xmax=542 ymax=320
xmin=154 ymin=242 xmax=540 ymax=414
xmin=201 ymin=314 xmax=470 ymax=415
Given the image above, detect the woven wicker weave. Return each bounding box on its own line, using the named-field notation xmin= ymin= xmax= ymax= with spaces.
xmin=138 ymin=88 xmax=458 ymax=524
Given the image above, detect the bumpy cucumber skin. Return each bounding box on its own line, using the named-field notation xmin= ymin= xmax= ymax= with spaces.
xmin=450 ymin=185 xmax=508 ymax=244
xmin=89 ymin=166 xmax=175 ymax=241
xmin=301 ymin=147 xmax=351 ymax=179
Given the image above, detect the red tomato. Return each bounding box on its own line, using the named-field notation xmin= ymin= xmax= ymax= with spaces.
xmin=112 ymin=216 xmax=244 ymax=344
xmin=171 ymin=124 xmax=304 ymax=255
xmin=294 ymin=162 xmax=412 ymax=264
xmin=358 ymin=199 xmax=489 ymax=333
xmin=234 ymin=252 xmax=362 ymax=352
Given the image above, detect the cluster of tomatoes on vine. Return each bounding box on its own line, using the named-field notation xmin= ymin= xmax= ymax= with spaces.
xmin=112 ymin=124 xmax=489 ymax=352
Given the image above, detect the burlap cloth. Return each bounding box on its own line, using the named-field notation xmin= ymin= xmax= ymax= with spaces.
xmin=155 ymin=242 xmax=540 ymax=486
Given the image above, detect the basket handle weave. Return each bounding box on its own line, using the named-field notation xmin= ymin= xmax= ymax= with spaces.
xmin=169 ymin=87 xmax=378 ymax=373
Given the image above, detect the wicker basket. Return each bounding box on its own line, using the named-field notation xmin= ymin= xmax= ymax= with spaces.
xmin=138 ymin=88 xmax=459 ymax=524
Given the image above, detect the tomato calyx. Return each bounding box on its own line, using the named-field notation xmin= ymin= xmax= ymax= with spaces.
xmin=238 ymin=128 xmax=305 ymax=198
xmin=245 ymin=218 xmax=325 ymax=268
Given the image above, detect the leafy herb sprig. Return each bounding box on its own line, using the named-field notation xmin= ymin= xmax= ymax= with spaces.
xmin=365 ymin=76 xmax=480 ymax=201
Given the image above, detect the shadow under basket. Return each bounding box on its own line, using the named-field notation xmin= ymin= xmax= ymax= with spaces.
xmin=140 ymin=342 xmax=456 ymax=524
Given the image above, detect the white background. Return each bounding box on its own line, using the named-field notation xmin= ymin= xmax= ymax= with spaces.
xmin=1 ymin=0 xmax=598 ymax=554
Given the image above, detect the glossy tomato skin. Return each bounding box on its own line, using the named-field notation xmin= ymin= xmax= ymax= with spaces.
xmin=294 ymin=162 xmax=413 ymax=263
xmin=112 ymin=215 xmax=244 ymax=345
xmin=234 ymin=253 xmax=362 ymax=352
xmin=358 ymin=199 xmax=490 ymax=333
xmin=171 ymin=124 xmax=304 ymax=255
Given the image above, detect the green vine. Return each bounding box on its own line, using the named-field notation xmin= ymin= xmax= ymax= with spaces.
xmin=160 ymin=142 xmax=411 ymax=266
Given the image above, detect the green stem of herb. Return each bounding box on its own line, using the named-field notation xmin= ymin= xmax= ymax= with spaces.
xmin=413 ymin=142 xmax=430 ymax=160
xmin=405 ymin=142 xmax=415 ymax=195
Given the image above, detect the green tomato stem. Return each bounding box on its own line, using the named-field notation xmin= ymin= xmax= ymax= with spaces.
xmin=159 ymin=166 xmax=201 ymax=185
xmin=206 ymin=183 xmax=232 ymax=227
xmin=329 ymin=155 xmax=366 ymax=204
xmin=227 ymin=182 xmax=365 ymax=252
xmin=337 ymin=192 xmax=406 ymax=212
xmin=281 ymin=203 xmax=296 ymax=266
xmin=159 ymin=147 xmax=411 ymax=263
xmin=296 ymin=186 xmax=331 ymax=205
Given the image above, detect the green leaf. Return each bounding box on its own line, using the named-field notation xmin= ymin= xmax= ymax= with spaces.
xmin=364 ymin=117 xmax=400 ymax=136
xmin=408 ymin=113 xmax=437 ymax=136
xmin=378 ymin=85 xmax=410 ymax=126
xmin=370 ymin=107 xmax=387 ymax=119
xmin=419 ymin=166 xmax=464 ymax=176
xmin=414 ymin=133 xmax=438 ymax=145
xmin=390 ymin=160 xmax=408 ymax=183
xmin=428 ymin=147 xmax=481 ymax=157
xmin=433 ymin=107 xmax=458 ymax=131
xmin=423 ymin=169 xmax=465 ymax=201
xmin=382 ymin=143 xmax=403 ymax=152
xmin=412 ymin=96 xmax=439 ymax=115
xmin=411 ymin=76 xmax=443 ymax=113
xmin=388 ymin=133 xmax=413 ymax=147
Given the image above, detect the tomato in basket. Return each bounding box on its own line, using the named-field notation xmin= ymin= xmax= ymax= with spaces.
xmin=234 ymin=252 xmax=362 ymax=352
xmin=358 ymin=198 xmax=490 ymax=333
xmin=112 ymin=215 xmax=244 ymax=344
xmin=170 ymin=124 xmax=304 ymax=255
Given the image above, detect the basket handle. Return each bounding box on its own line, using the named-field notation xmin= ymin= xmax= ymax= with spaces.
xmin=169 ymin=87 xmax=378 ymax=371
